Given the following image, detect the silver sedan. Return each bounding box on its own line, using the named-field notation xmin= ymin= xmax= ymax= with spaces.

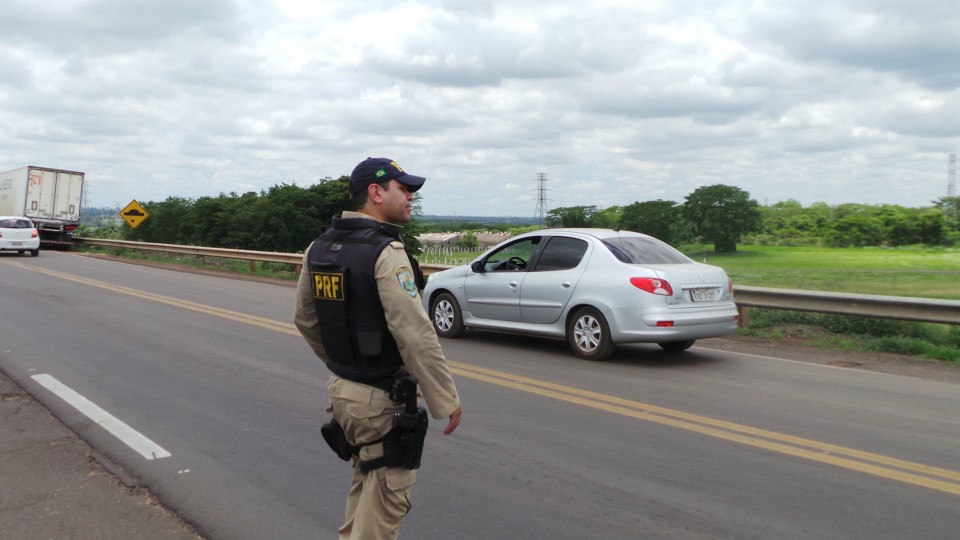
xmin=422 ymin=228 xmax=739 ymax=360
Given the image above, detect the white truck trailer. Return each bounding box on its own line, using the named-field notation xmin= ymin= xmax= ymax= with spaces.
xmin=0 ymin=166 xmax=85 ymax=248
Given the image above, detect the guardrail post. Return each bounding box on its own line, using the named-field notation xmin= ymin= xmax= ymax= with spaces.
xmin=738 ymin=305 xmax=749 ymax=328
xmin=249 ymin=260 xmax=256 ymax=273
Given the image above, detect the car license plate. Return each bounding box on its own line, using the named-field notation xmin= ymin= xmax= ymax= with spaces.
xmin=690 ymin=288 xmax=716 ymax=302
xmin=11 ymin=242 xmax=23 ymax=246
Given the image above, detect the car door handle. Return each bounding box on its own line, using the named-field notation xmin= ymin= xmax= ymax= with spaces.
xmin=561 ymin=281 xmax=572 ymax=288
xmin=508 ymin=281 xmax=519 ymax=288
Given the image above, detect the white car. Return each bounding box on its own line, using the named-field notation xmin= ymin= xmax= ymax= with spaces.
xmin=422 ymin=228 xmax=739 ymax=360
xmin=0 ymin=216 xmax=41 ymax=257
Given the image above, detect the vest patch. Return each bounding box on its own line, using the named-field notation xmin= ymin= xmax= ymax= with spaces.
xmin=395 ymin=266 xmax=418 ymax=297
xmin=312 ymin=272 xmax=345 ymax=301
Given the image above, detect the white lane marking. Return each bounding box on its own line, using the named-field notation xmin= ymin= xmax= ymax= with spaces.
xmin=31 ymin=374 xmax=172 ymax=460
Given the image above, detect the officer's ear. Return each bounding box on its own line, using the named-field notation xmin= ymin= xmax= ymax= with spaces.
xmin=368 ymin=182 xmax=385 ymax=204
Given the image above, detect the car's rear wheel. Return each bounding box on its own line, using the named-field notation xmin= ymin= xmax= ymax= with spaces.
xmin=431 ymin=292 xmax=465 ymax=338
xmin=30 ymin=249 xmax=39 ymax=257
xmin=567 ymin=307 xmax=615 ymax=360
xmin=658 ymin=339 xmax=695 ymax=352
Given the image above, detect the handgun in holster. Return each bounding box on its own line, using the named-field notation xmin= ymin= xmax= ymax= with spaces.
xmin=324 ymin=376 xmax=428 ymax=472
xmin=384 ymin=376 xmax=428 ymax=470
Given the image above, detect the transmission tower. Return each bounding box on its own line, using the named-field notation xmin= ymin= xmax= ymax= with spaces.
xmin=948 ymin=154 xmax=957 ymax=228
xmin=534 ymin=173 xmax=549 ymax=227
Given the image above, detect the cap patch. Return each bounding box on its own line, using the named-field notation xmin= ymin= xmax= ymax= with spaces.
xmin=375 ymin=168 xmax=386 ymax=178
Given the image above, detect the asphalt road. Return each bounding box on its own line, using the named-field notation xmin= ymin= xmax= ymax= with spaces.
xmin=1 ymin=251 xmax=958 ymax=539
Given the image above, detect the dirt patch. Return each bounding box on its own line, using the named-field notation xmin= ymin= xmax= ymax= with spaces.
xmin=698 ymin=334 xmax=960 ymax=384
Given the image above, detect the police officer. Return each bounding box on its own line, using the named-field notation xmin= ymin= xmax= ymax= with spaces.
xmin=294 ymin=157 xmax=462 ymax=540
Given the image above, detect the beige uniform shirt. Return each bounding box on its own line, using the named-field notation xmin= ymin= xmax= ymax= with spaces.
xmin=294 ymin=211 xmax=460 ymax=420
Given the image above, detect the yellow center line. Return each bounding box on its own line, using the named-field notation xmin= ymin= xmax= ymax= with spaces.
xmin=9 ymin=260 xmax=960 ymax=496
xmin=448 ymin=363 xmax=960 ymax=496
xmin=7 ymin=261 xmax=300 ymax=336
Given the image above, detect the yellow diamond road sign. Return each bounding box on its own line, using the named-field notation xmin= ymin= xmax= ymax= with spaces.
xmin=120 ymin=200 xmax=149 ymax=228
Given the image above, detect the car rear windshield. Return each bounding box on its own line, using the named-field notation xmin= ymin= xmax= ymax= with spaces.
xmin=601 ymin=237 xmax=692 ymax=264
xmin=0 ymin=219 xmax=33 ymax=229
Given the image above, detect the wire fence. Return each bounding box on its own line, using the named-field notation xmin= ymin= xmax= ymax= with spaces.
xmin=417 ymin=244 xmax=540 ymax=266
xmin=418 ymin=245 xmax=483 ymax=266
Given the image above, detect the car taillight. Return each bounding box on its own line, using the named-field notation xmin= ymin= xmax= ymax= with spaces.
xmin=32 ymin=230 xmax=39 ymax=238
xmin=630 ymin=277 xmax=673 ymax=296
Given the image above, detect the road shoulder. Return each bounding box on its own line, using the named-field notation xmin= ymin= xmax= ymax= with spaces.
xmin=0 ymin=370 xmax=203 ymax=540
xmin=699 ymin=334 xmax=960 ymax=384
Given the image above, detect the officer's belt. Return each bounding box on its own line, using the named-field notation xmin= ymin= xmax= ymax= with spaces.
xmin=328 ymin=375 xmax=396 ymax=405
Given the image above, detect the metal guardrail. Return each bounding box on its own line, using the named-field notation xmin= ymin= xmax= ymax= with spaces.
xmin=74 ymin=238 xmax=304 ymax=272
xmin=733 ymin=286 xmax=960 ymax=326
xmin=73 ymin=238 xmax=960 ymax=326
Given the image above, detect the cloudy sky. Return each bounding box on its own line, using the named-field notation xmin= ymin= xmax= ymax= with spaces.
xmin=1 ymin=0 xmax=957 ymax=217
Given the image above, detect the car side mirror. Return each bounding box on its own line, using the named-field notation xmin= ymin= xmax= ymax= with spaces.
xmin=470 ymin=261 xmax=484 ymax=273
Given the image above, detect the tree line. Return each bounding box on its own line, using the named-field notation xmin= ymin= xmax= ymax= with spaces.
xmin=85 ymin=179 xmax=353 ymax=254
xmin=546 ymin=185 xmax=958 ymax=251
xmin=80 ymin=179 xmax=959 ymax=253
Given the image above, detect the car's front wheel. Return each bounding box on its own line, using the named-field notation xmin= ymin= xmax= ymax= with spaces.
xmin=431 ymin=292 xmax=465 ymax=338
xmin=658 ymin=340 xmax=695 ymax=352
xmin=567 ymin=307 xmax=615 ymax=360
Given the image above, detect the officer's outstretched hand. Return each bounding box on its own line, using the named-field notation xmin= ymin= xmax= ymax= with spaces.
xmin=444 ymin=407 xmax=462 ymax=435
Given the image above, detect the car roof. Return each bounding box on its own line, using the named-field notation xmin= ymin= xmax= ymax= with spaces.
xmin=523 ymin=228 xmax=647 ymax=240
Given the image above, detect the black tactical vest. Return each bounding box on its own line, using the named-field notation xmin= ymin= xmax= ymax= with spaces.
xmin=306 ymin=216 xmax=406 ymax=390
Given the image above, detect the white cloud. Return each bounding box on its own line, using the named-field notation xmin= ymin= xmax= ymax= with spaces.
xmin=0 ymin=0 xmax=957 ymax=219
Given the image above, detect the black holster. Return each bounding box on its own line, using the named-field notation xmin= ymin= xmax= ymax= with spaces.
xmin=326 ymin=376 xmax=429 ymax=473
xmin=322 ymin=411 xmax=428 ymax=471
xmin=385 ymin=406 xmax=428 ymax=470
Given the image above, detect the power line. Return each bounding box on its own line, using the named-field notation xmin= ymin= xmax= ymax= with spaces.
xmin=534 ymin=173 xmax=549 ymax=228
xmin=947 ymin=153 xmax=957 ymax=228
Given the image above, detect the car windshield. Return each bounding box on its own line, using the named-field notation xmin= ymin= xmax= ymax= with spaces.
xmin=601 ymin=236 xmax=692 ymax=264
xmin=0 ymin=218 xmax=32 ymax=229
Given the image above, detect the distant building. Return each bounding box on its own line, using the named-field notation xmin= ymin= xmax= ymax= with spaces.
xmin=417 ymin=232 xmax=461 ymax=246
xmin=475 ymin=232 xmax=512 ymax=247
xmin=418 ymin=231 xmax=514 ymax=248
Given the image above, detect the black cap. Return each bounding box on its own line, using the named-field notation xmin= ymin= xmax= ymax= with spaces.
xmin=349 ymin=157 xmax=426 ymax=196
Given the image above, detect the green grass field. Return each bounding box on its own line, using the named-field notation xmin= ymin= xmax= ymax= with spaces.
xmin=690 ymin=245 xmax=960 ymax=300
xmin=678 ymin=245 xmax=960 ymax=363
